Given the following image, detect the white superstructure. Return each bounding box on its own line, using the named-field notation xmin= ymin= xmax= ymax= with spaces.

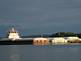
xmin=8 ymin=27 xmax=21 ymax=41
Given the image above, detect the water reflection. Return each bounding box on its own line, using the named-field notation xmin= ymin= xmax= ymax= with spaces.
xmin=9 ymin=45 xmax=20 ymax=61
xmin=0 ymin=45 xmax=81 ymax=61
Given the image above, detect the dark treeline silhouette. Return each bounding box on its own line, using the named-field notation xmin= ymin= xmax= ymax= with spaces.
xmin=50 ymin=32 xmax=81 ymax=38
xmin=50 ymin=32 xmax=77 ymax=37
xmin=21 ymin=32 xmax=81 ymax=38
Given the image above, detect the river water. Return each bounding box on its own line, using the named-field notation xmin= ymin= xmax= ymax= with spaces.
xmin=0 ymin=44 xmax=81 ymax=61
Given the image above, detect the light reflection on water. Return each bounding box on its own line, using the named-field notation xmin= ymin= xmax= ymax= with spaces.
xmin=0 ymin=44 xmax=81 ymax=61
xmin=9 ymin=45 xmax=20 ymax=61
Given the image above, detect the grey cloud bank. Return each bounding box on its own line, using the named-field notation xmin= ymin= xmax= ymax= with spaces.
xmin=0 ymin=0 xmax=81 ymax=36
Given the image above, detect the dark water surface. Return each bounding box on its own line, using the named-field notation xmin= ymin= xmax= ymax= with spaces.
xmin=0 ymin=44 xmax=81 ymax=61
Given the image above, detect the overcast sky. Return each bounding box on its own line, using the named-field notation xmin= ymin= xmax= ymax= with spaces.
xmin=0 ymin=0 xmax=81 ymax=36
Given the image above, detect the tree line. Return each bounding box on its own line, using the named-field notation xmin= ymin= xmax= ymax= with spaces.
xmin=21 ymin=32 xmax=81 ymax=38
xmin=50 ymin=32 xmax=81 ymax=38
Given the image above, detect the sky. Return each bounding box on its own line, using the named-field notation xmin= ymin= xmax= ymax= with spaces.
xmin=0 ymin=0 xmax=81 ymax=36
